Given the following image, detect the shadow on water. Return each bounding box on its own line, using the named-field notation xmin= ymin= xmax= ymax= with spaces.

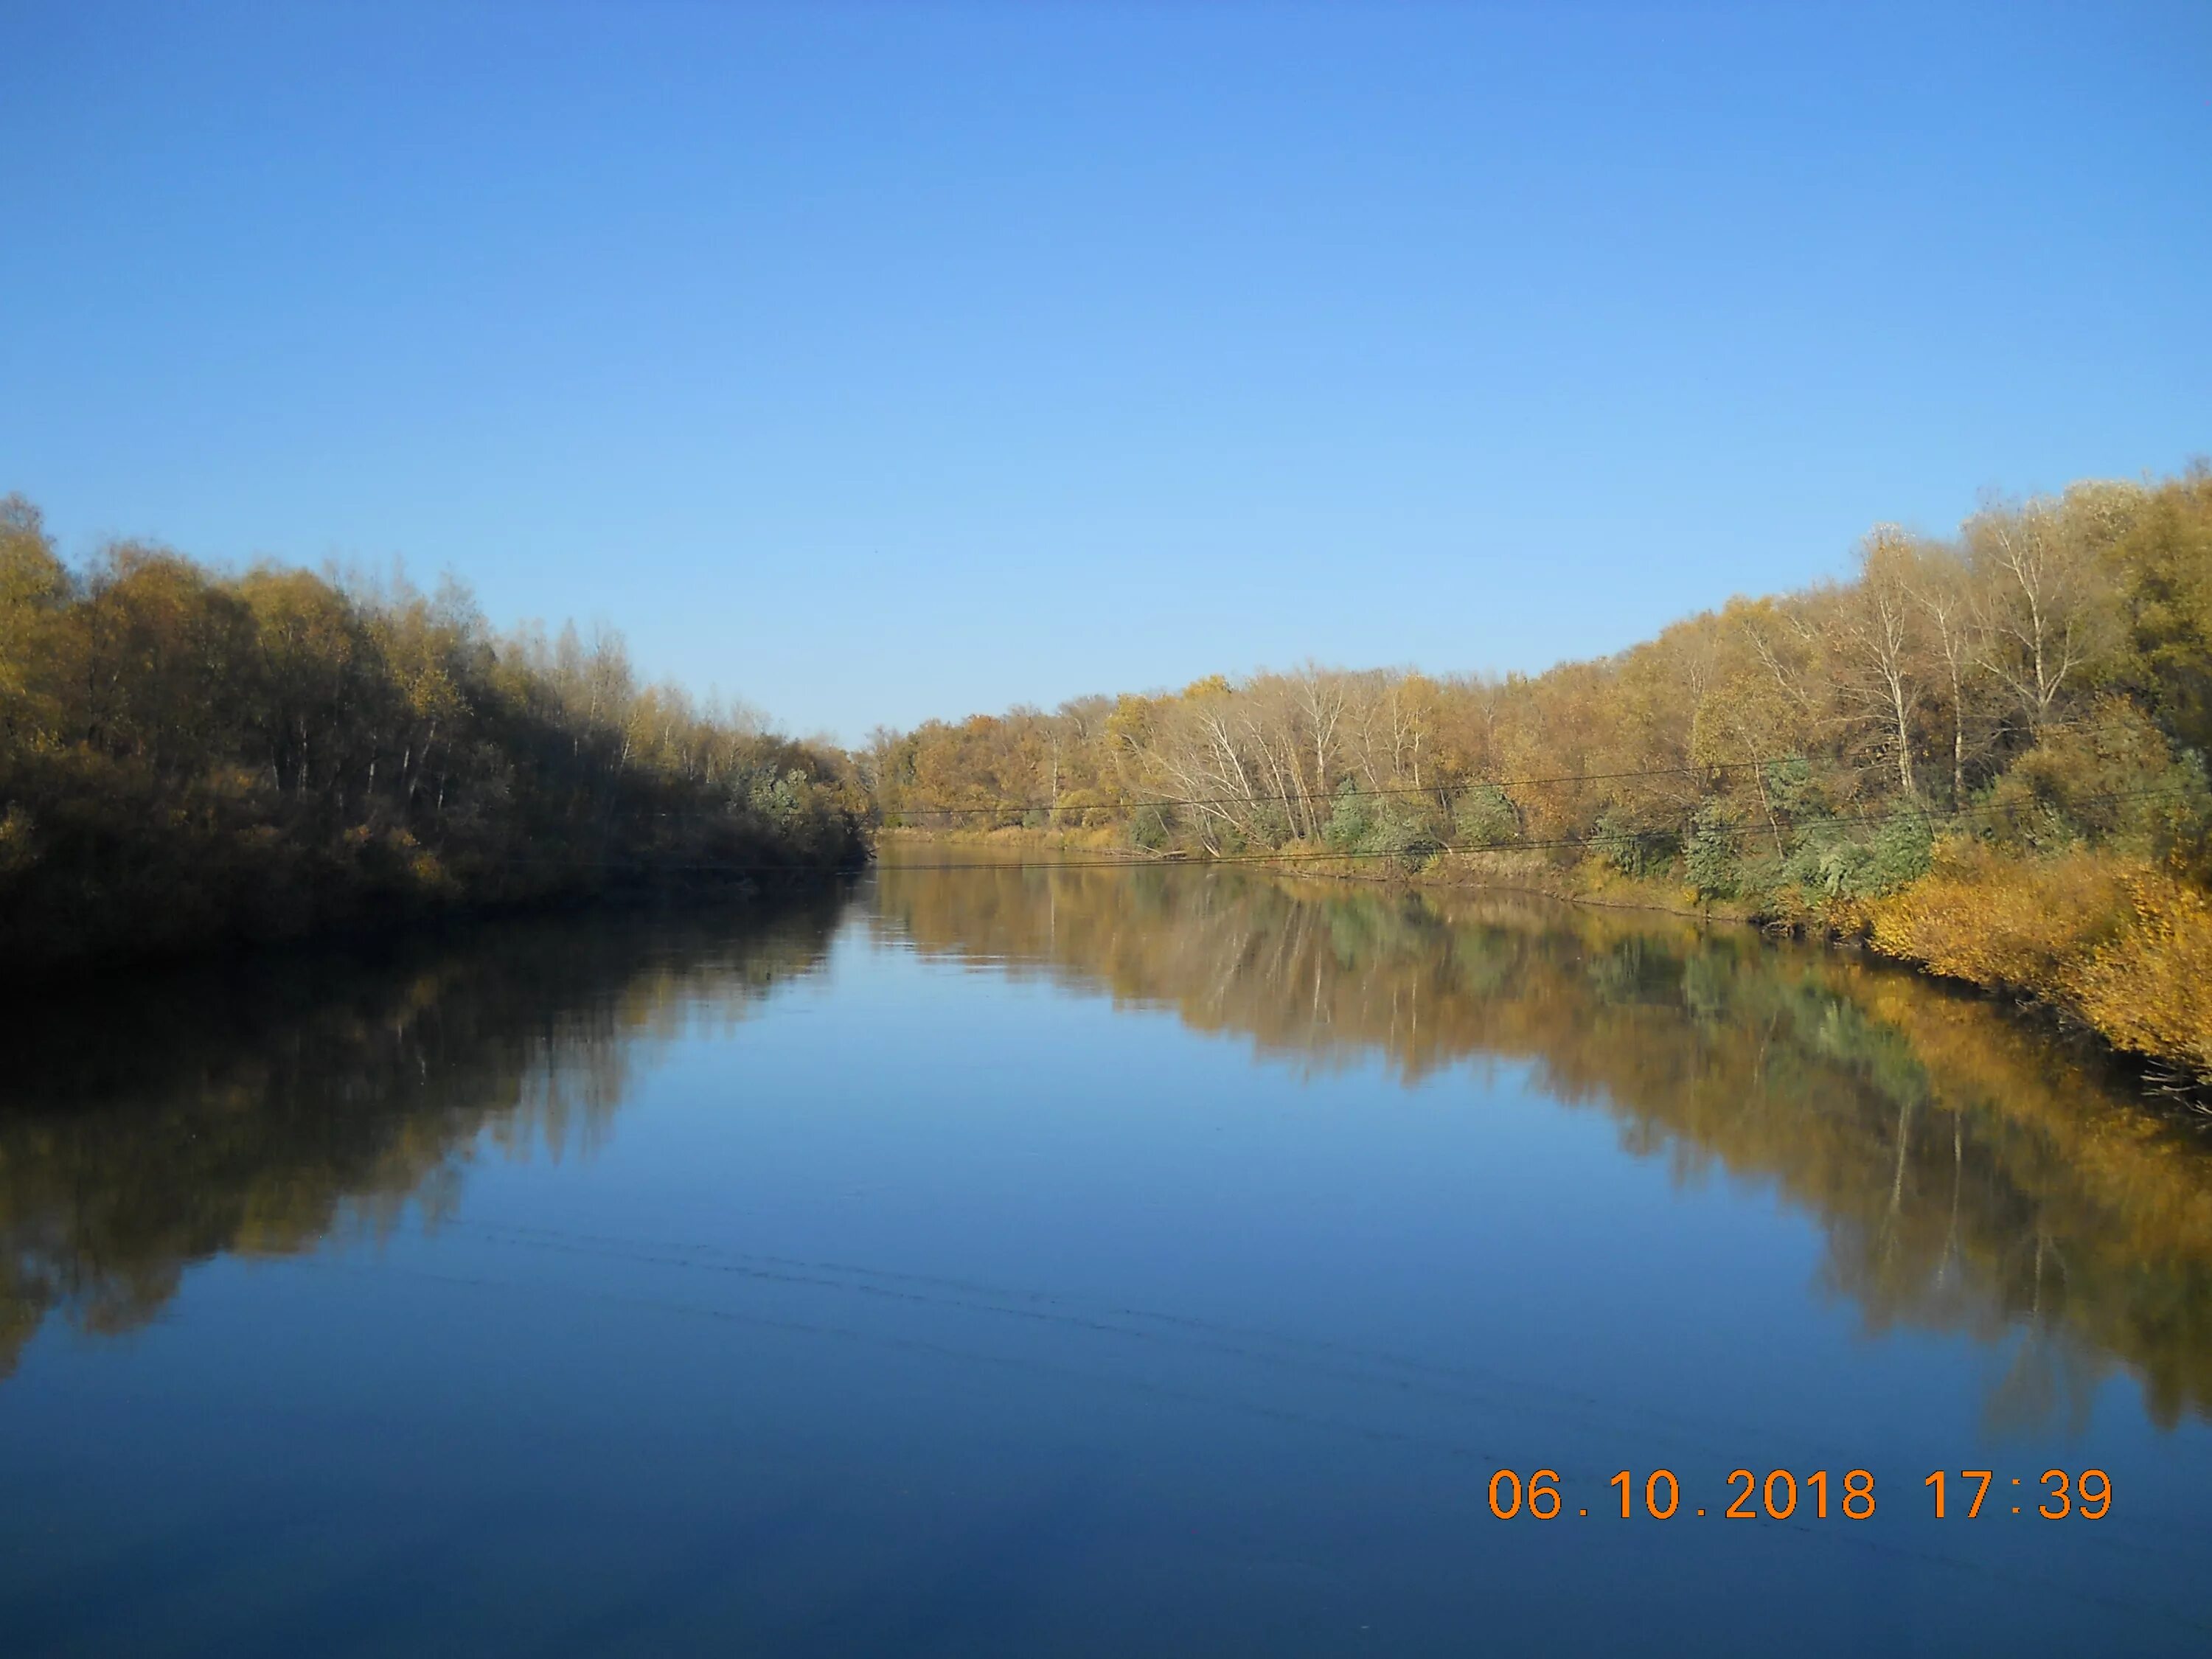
xmin=0 ymin=888 xmax=851 ymax=1381
xmin=871 ymin=863 xmax=2212 ymax=1432
xmin=7 ymin=862 xmax=2212 ymax=1435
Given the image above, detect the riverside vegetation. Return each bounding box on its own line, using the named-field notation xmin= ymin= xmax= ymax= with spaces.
xmin=866 ymin=469 xmax=2212 ymax=1085
xmin=5 ymin=471 xmax=2208 ymax=1085
xmin=0 ymin=496 xmax=867 ymax=964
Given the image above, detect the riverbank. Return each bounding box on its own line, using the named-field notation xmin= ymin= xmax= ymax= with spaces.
xmin=0 ymin=855 xmax=866 ymax=985
xmin=1441 ymin=847 xmax=2207 ymax=1095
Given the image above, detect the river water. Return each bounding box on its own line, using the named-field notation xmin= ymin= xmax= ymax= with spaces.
xmin=4 ymin=863 xmax=2209 ymax=1655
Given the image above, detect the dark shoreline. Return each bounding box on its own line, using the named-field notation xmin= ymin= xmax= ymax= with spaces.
xmin=0 ymin=859 xmax=869 ymax=990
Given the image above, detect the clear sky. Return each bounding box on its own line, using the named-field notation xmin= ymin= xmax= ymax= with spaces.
xmin=4 ymin=2 xmax=2206 ymax=741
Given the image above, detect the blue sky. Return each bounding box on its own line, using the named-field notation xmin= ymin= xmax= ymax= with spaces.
xmin=4 ymin=1 xmax=2206 ymax=741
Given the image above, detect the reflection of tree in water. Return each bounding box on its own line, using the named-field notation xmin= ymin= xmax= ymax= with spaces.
xmin=12 ymin=866 xmax=2210 ymax=1433
xmin=0 ymin=892 xmax=847 ymax=1380
xmin=874 ymin=865 xmax=2212 ymax=1429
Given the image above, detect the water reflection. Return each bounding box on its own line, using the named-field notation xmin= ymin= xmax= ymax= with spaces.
xmin=7 ymin=866 xmax=2212 ymax=1438
xmin=872 ymin=864 xmax=2212 ymax=1430
xmin=0 ymin=893 xmax=846 ymax=1380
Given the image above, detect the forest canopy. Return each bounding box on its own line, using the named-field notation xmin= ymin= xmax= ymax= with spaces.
xmin=0 ymin=497 xmax=866 ymax=963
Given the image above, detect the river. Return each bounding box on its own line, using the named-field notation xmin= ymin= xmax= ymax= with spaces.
xmin=3 ymin=863 xmax=2208 ymax=1655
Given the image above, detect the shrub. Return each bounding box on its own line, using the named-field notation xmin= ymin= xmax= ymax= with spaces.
xmin=1865 ymin=841 xmax=2135 ymax=992
xmin=2066 ymin=872 xmax=2212 ymax=1080
xmin=1782 ymin=803 xmax=1933 ymax=901
xmin=1595 ymin=807 xmax=1680 ymax=880
xmin=1686 ymin=801 xmax=1745 ymax=899
xmin=1452 ymin=784 xmax=1519 ymax=849
xmin=1323 ymin=779 xmax=1372 ymax=851
xmin=1868 ymin=803 xmax=1937 ymax=892
xmin=1326 ymin=779 xmax=1441 ymax=869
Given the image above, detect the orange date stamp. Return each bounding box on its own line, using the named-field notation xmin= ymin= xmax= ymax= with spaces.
xmin=1485 ymin=1467 xmax=2113 ymax=1520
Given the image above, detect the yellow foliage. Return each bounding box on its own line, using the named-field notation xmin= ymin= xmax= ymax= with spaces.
xmin=2069 ymin=874 xmax=2212 ymax=1078
xmin=1868 ymin=841 xmax=2212 ymax=1081
xmin=1865 ymin=840 xmax=2135 ymax=991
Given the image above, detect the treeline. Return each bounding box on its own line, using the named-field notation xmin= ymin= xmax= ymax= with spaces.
xmin=866 ymin=469 xmax=2212 ymax=1080
xmin=0 ymin=496 xmax=867 ymax=964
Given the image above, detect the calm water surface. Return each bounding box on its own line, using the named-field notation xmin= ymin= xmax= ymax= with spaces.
xmin=4 ymin=866 xmax=2211 ymax=1655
